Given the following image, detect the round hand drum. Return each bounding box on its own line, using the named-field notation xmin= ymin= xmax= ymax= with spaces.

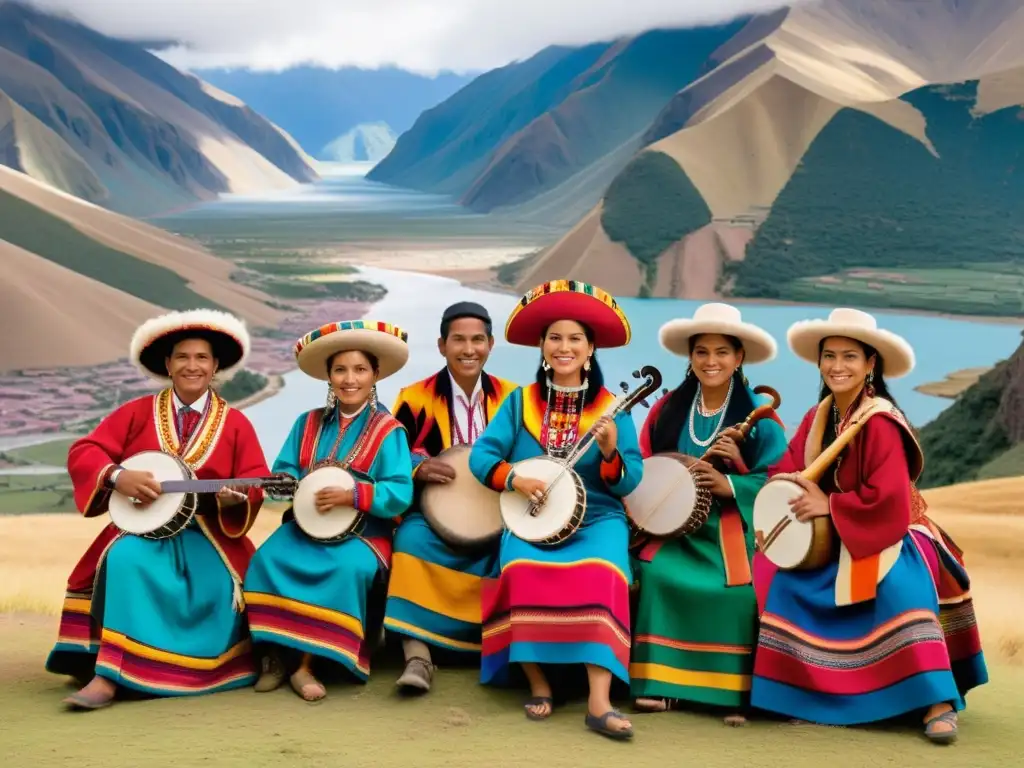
xmin=292 ymin=464 xmax=362 ymax=542
xmin=420 ymin=444 xmax=503 ymax=548
xmin=752 ymin=478 xmax=834 ymax=570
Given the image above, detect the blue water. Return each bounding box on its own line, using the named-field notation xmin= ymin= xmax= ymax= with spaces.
xmin=244 ymin=266 xmax=1024 ymax=460
xmin=157 ymin=166 xmax=1023 ymax=459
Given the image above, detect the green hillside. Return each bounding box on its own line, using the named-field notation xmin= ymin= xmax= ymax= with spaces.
xmin=601 ymin=149 xmax=711 ymax=295
xmin=727 ymin=81 xmax=1024 ymax=317
xmin=0 ymin=186 xmax=218 ymax=309
xmin=917 ymin=358 xmax=1014 ymax=488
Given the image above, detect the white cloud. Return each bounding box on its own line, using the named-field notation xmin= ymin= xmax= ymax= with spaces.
xmin=22 ymin=0 xmax=800 ymax=75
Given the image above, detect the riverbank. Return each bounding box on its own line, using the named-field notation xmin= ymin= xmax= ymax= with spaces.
xmin=915 ymin=367 xmax=993 ymax=399
xmin=0 ymin=298 xmax=370 ymax=440
xmin=361 ymin=247 xmax=1024 ymax=328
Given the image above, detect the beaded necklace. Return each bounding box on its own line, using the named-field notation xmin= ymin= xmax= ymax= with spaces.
xmin=540 ymin=380 xmax=586 ymax=458
xmin=688 ymin=377 xmax=733 ymax=448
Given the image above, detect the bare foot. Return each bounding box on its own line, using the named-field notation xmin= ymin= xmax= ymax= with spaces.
xmin=289 ymin=668 xmax=326 ymax=703
xmin=724 ymin=713 xmax=748 ymax=727
xmin=634 ymin=697 xmax=671 ymax=712
xmin=63 ymin=675 xmax=116 ymax=710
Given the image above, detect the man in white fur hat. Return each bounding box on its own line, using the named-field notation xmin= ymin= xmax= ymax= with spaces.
xmin=45 ymin=309 xmax=273 ymax=710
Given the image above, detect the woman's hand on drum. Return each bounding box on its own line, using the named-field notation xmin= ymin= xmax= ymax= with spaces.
xmin=512 ymin=475 xmax=548 ymax=506
xmin=787 ymin=476 xmax=830 ymax=521
xmin=115 ymin=470 xmax=161 ymax=507
xmin=314 ymin=486 xmax=354 ymax=514
xmin=706 ymin=427 xmax=743 ymax=466
xmin=690 ymin=460 xmax=733 ymax=498
xmin=594 ymin=415 xmax=618 ymax=459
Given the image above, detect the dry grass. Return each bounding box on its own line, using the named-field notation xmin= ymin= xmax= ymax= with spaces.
xmin=3 ymin=482 xmax=1022 ymax=664
xmin=2 ymin=483 xmax=1023 ymax=766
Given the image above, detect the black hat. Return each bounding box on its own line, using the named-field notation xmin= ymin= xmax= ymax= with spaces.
xmin=440 ymin=301 xmax=492 ymax=335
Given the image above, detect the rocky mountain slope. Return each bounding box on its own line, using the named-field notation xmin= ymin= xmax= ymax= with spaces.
xmin=0 ymin=164 xmax=283 ymax=371
xmin=195 ymin=65 xmax=472 ymax=160
xmin=518 ymin=0 xmax=1024 ymax=304
xmin=0 ymin=1 xmax=318 ymax=216
xmin=322 ymin=122 xmax=398 ymax=163
xmin=367 ymin=23 xmax=746 ymax=214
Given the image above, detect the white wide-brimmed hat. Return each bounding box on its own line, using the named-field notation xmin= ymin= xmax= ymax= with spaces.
xmin=658 ymin=303 xmax=777 ymax=364
xmin=294 ymin=319 xmax=409 ymax=381
xmin=130 ymin=309 xmax=251 ymax=383
xmin=787 ymin=308 xmax=915 ymax=378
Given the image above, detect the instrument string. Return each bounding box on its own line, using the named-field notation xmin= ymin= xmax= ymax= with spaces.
xmin=523 ymin=372 xmax=658 ymax=517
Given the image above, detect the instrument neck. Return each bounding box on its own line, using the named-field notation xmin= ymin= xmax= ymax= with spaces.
xmin=802 ymin=403 xmax=879 ymax=484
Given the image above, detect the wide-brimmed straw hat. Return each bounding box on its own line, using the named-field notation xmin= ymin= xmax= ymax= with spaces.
xmin=130 ymin=309 xmax=250 ymax=383
xmin=505 ymin=280 xmax=631 ymax=348
xmin=294 ymin=320 xmax=409 ymax=381
xmin=658 ymin=303 xmax=777 ymax=364
xmin=787 ymin=308 xmax=915 ymax=378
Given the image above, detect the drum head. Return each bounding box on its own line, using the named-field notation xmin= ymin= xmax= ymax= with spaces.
xmin=294 ymin=465 xmax=357 ymax=539
xmin=753 ymin=479 xmax=811 ymax=569
xmin=109 ymin=451 xmax=190 ymax=534
xmin=624 ymin=454 xmax=698 ymax=537
xmin=499 ymin=456 xmax=575 ymax=542
xmin=421 ymin=445 xmax=502 ymax=544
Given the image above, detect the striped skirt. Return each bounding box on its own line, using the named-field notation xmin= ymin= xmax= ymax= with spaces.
xmin=45 ymin=525 xmax=255 ymax=696
xmin=630 ymin=535 xmax=757 ymax=708
xmin=384 ymin=511 xmax=499 ymax=653
xmin=481 ymin=514 xmax=632 ymax=685
xmin=242 ymin=520 xmax=384 ymax=681
xmin=750 ymin=530 xmax=987 ymax=725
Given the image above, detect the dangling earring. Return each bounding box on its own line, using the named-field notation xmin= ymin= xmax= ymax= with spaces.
xmin=584 ymin=357 xmax=591 ymax=372
xmin=866 ymin=370 xmax=876 ymax=398
xmin=324 ymin=383 xmax=337 ymax=418
xmin=370 ymin=383 xmax=379 ymax=411
xmin=542 ymin=360 xmax=551 ymax=372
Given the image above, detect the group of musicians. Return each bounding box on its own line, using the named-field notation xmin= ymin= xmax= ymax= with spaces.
xmin=42 ymin=280 xmax=988 ymax=745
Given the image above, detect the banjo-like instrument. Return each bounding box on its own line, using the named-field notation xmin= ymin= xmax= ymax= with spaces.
xmin=107 ymin=450 xmax=296 ymax=540
xmin=421 ymin=443 xmax=503 ymax=549
xmin=753 ymin=404 xmax=880 ymax=570
xmin=500 ymin=366 xmax=663 ymax=546
xmin=625 ymin=386 xmax=782 ymax=539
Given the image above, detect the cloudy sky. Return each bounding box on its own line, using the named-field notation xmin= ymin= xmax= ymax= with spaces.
xmin=24 ymin=0 xmax=798 ymax=75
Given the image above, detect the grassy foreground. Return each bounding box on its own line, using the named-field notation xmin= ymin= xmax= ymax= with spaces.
xmin=3 ymin=476 xmax=1023 ymax=765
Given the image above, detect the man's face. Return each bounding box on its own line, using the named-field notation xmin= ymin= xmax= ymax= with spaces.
xmin=438 ymin=317 xmax=493 ymax=380
xmin=166 ymin=338 xmax=218 ymax=401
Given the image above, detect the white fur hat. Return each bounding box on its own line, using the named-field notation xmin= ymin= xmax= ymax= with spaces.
xmin=130 ymin=309 xmax=251 ymax=383
xmin=787 ymin=308 xmax=915 ymax=378
xmin=658 ymin=303 xmax=777 ymax=364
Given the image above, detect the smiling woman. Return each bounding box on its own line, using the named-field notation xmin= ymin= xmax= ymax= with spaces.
xmin=242 ymin=320 xmax=415 ymax=703
xmin=468 ymin=280 xmax=644 ymax=741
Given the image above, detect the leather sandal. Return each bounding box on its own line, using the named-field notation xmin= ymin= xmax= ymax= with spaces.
xmin=924 ymin=709 xmax=958 ymax=744
xmin=62 ymin=689 xmax=114 ymax=711
xmin=396 ymin=656 xmax=434 ymax=692
xmin=254 ymin=652 xmax=286 ymax=693
xmin=585 ymin=709 xmax=634 ymax=740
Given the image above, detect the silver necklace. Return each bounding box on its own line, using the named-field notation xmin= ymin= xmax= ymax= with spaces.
xmin=689 ymin=378 xmax=733 ymax=448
